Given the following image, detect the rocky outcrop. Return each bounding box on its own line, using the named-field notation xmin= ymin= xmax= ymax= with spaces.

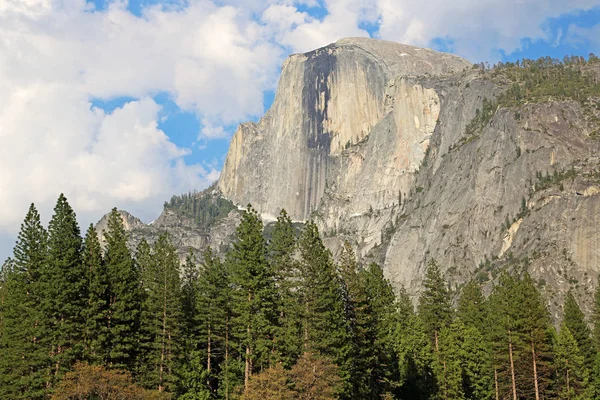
xmin=215 ymin=37 xmax=600 ymax=317
xmin=218 ymin=37 xmax=469 ymax=221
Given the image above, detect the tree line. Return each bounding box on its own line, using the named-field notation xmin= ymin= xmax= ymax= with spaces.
xmin=2 ymin=194 xmax=600 ymax=399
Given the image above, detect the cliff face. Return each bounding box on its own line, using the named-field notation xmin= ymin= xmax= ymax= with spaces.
xmin=218 ymin=38 xmax=469 ymax=221
xmin=216 ymin=37 xmax=600 ymax=315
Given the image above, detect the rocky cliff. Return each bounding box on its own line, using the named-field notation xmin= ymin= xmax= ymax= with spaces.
xmin=216 ymin=37 xmax=600 ymax=317
xmin=103 ymin=37 xmax=600 ymax=317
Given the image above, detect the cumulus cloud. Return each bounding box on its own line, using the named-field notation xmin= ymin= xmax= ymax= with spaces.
xmin=0 ymin=0 xmax=598 ymax=256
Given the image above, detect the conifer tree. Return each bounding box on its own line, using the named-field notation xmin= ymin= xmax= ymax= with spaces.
xmin=0 ymin=204 xmax=48 ymax=399
xmin=138 ymin=234 xmax=183 ymax=393
xmin=104 ymin=208 xmax=141 ymax=371
xmin=362 ymin=262 xmax=399 ymax=397
xmin=593 ymin=275 xmax=600 ymax=351
xmin=196 ymin=247 xmax=231 ymax=395
xmin=82 ymin=224 xmax=109 ymax=365
xmin=564 ymin=291 xmax=594 ymax=370
xmin=228 ymin=205 xmax=277 ymax=390
xmin=436 ymin=320 xmax=466 ymax=400
xmin=462 ymin=324 xmax=494 ymax=400
xmin=519 ymin=273 xmax=554 ymax=400
xmin=338 ymin=242 xmax=376 ymax=399
xmin=555 ymin=323 xmax=587 ymax=400
xmin=458 ymin=280 xmax=487 ymax=332
xmin=395 ymin=287 xmax=435 ymax=400
xmin=178 ymin=250 xmax=213 ymax=400
xmin=43 ymin=194 xmax=86 ymax=384
xmin=297 ymin=221 xmax=349 ymax=382
xmin=267 ymin=209 xmax=301 ymax=368
xmin=487 ymin=273 xmax=522 ymax=400
xmin=418 ymin=259 xmax=453 ymax=352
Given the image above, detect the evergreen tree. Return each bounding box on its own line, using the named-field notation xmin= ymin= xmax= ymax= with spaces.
xmin=82 ymin=224 xmax=109 ymax=365
xmin=104 ymin=208 xmax=142 ymax=371
xmin=564 ymin=291 xmax=594 ymax=371
xmin=487 ymin=273 xmax=522 ymax=400
xmin=362 ymin=262 xmax=399 ymax=397
xmin=228 ymin=205 xmax=278 ymax=390
xmin=457 ymin=281 xmax=487 ymax=332
xmin=436 ymin=320 xmax=466 ymax=400
xmin=555 ymin=323 xmax=587 ymax=400
xmin=138 ymin=234 xmax=184 ymax=393
xmin=462 ymin=325 xmax=493 ymax=400
xmin=395 ymin=287 xmax=435 ymax=400
xmin=267 ymin=209 xmax=301 ymax=368
xmin=196 ymin=247 xmax=231 ymax=396
xmin=338 ymin=242 xmax=376 ymax=399
xmin=418 ymin=259 xmax=453 ymax=352
xmin=593 ymin=275 xmax=600 ymax=351
xmin=519 ymin=273 xmax=554 ymax=400
xmin=0 ymin=204 xmax=48 ymax=399
xmin=43 ymin=193 xmax=86 ymax=384
xmin=297 ymin=221 xmax=349 ymax=386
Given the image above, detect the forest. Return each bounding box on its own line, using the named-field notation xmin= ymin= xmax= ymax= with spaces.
xmin=2 ymin=194 xmax=600 ymax=400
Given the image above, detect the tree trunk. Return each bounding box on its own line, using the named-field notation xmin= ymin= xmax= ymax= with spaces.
xmin=159 ymin=273 xmax=168 ymax=392
xmin=566 ymin=359 xmax=570 ymax=400
xmin=225 ymin=321 xmax=229 ymax=400
xmin=434 ymin=330 xmax=439 ymax=352
xmin=207 ymin=324 xmax=211 ymax=374
xmin=531 ymin=338 xmax=540 ymax=400
xmin=508 ymin=329 xmax=517 ymax=400
xmin=494 ymin=368 xmax=499 ymax=400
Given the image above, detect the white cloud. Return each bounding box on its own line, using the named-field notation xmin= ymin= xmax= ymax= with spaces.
xmin=0 ymin=0 xmax=598 ymax=257
xmin=375 ymin=0 xmax=600 ymax=61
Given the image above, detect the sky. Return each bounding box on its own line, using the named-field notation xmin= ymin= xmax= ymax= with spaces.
xmin=1 ymin=0 xmax=600 ymax=259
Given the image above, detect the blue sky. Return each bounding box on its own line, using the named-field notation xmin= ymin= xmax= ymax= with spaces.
xmin=88 ymin=1 xmax=600 ymax=170
xmin=0 ymin=0 xmax=600 ymax=260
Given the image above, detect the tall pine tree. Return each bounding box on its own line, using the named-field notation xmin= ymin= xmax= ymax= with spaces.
xmin=103 ymin=208 xmax=141 ymax=371
xmin=418 ymin=259 xmax=453 ymax=352
xmin=228 ymin=205 xmax=278 ymax=390
xmin=138 ymin=234 xmax=184 ymax=393
xmin=82 ymin=224 xmax=109 ymax=365
xmin=0 ymin=204 xmax=48 ymax=399
xmin=43 ymin=193 xmax=86 ymax=385
xmin=564 ymin=291 xmax=594 ymax=371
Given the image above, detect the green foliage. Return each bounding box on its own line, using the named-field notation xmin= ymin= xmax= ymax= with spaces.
xmin=418 ymin=259 xmax=453 ymax=350
xmin=82 ymin=224 xmax=109 ymax=366
xmin=563 ymin=291 xmax=595 ymax=371
xmin=164 ymin=187 xmax=236 ymax=232
xmin=43 ymin=194 xmax=86 ymax=386
xmin=227 ymin=205 xmax=278 ymax=387
xmin=555 ymin=324 xmax=588 ymax=399
xmin=534 ymin=168 xmax=577 ymax=192
xmin=104 ymin=208 xmax=142 ymax=371
xmin=457 ymin=281 xmax=487 ymax=332
xmin=137 ymin=234 xmax=184 ymax=392
xmin=0 ymin=203 xmax=48 ymax=399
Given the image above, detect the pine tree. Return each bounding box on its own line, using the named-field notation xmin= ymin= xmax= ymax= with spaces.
xmin=564 ymin=291 xmax=594 ymax=371
xmin=593 ymin=275 xmax=600 ymax=351
xmin=418 ymin=259 xmax=453 ymax=352
xmin=228 ymin=205 xmax=278 ymax=390
xmin=104 ymin=208 xmax=141 ymax=371
xmin=458 ymin=280 xmax=487 ymax=332
xmin=436 ymin=320 xmax=465 ymax=400
xmin=297 ymin=221 xmax=349 ymax=385
xmin=362 ymin=262 xmax=399 ymax=397
xmin=462 ymin=325 xmax=493 ymax=400
xmin=0 ymin=204 xmax=48 ymax=399
xmin=338 ymin=242 xmax=376 ymax=399
xmin=196 ymin=247 xmax=231 ymax=396
xmin=138 ymin=234 xmax=184 ymax=393
xmin=395 ymin=287 xmax=435 ymax=400
xmin=487 ymin=273 xmax=522 ymax=400
xmin=178 ymin=250 xmax=213 ymax=400
xmin=555 ymin=323 xmax=587 ymax=400
xmin=519 ymin=273 xmax=554 ymax=400
xmin=267 ymin=209 xmax=301 ymax=368
xmin=82 ymin=224 xmax=109 ymax=365
xmin=43 ymin=193 xmax=86 ymax=384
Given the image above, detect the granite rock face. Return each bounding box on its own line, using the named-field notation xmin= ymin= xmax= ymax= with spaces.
xmin=216 ymin=37 xmax=600 ymax=316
